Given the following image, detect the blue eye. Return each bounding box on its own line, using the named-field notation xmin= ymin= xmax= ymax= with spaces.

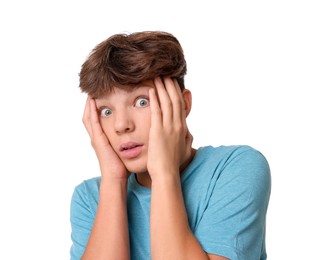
xmin=135 ymin=98 xmax=149 ymax=107
xmin=100 ymin=108 xmax=112 ymax=117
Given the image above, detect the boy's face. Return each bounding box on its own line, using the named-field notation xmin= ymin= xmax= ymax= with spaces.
xmin=95 ymin=81 xmax=154 ymax=174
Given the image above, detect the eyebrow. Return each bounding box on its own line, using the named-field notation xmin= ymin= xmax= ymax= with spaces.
xmin=96 ymin=86 xmax=151 ymax=105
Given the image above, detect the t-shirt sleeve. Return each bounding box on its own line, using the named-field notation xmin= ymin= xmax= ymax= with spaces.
xmin=195 ymin=147 xmax=271 ymax=260
xmin=70 ymin=181 xmax=96 ymax=260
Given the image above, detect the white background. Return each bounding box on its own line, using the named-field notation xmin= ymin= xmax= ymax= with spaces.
xmin=0 ymin=0 xmax=313 ymax=259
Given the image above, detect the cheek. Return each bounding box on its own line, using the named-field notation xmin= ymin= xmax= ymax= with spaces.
xmin=138 ymin=110 xmax=151 ymax=133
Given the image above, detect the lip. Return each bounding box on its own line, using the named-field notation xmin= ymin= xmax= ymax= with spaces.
xmin=119 ymin=142 xmax=143 ymax=159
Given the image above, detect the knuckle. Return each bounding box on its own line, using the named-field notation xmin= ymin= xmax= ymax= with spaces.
xmin=152 ymin=109 xmax=162 ymax=116
xmin=162 ymin=100 xmax=172 ymax=108
xmin=174 ymin=122 xmax=183 ymax=132
xmin=173 ymin=96 xmax=181 ymax=104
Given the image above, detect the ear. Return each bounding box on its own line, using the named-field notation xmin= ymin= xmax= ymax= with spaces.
xmin=182 ymin=89 xmax=192 ymax=117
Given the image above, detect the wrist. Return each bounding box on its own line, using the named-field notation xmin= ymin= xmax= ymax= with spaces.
xmin=100 ymin=176 xmax=128 ymax=192
xmin=151 ymin=171 xmax=181 ymax=188
xmin=148 ymin=164 xmax=179 ymax=178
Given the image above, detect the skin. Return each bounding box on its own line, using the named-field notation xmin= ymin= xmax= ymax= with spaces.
xmin=81 ymin=77 xmax=228 ymax=259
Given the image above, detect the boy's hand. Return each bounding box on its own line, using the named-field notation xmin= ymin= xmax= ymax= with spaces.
xmin=147 ymin=77 xmax=193 ymax=179
xmin=83 ymin=96 xmax=129 ymax=180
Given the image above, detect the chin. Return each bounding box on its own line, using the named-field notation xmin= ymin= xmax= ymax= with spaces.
xmin=119 ymin=153 xmax=148 ymax=174
xmin=124 ymin=161 xmax=148 ymax=174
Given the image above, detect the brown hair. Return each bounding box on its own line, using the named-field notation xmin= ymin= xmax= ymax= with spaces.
xmin=79 ymin=31 xmax=187 ymax=97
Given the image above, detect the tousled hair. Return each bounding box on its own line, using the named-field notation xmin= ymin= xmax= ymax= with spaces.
xmin=79 ymin=31 xmax=187 ymax=98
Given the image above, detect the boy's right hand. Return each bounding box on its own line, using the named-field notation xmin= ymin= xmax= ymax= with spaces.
xmin=83 ymin=96 xmax=129 ymax=181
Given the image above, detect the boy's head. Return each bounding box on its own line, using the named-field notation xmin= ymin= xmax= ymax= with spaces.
xmin=79 ymin=31 xmax=187 ymax=97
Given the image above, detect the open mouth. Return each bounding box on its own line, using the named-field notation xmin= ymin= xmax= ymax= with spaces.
xmin=122 ymin=144 xmax=140 ymax=151
xmin=120 ymin=142 xmax=143 ymax=159
xmin=120 ymin=142 xmax=142 ymax=151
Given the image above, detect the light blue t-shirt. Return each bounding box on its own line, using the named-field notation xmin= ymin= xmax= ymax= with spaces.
xmin=70 ymin=145 xmax=271 ymax=260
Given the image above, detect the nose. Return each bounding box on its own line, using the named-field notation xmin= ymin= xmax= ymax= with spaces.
xmin=114 ymin=110 xmax=135 ymax=134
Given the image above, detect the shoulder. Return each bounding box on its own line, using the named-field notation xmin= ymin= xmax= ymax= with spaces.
xmin=70 ymin=177 xmax=101 ymax=258
xmin=71 ymin=176 xmax=101 ymax=216
xmin=190 ymin=147 xmax=271 ymax=258
xmin=193 ymin=145 xmax=271 ymax=193
xmin=221 ymin=145 xmax=271 ymax=182
xmin=199 ymin=144 xmax=266 ymax=159
xmin=74 ymin=176 xmax=101 ymax=192
xmin=208 ymin=145 xmax=271 ymax=203
xmin=198 ymin=145 xmax=270 ymax=172
xmin=72 ymin=176 xmax=101 ymax=197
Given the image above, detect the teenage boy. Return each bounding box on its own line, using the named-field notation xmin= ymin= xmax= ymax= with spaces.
xmin=70 ymin=31 xmax=271 ymax=260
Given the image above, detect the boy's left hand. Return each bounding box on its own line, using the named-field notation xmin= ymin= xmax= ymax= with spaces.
xmin=147 ymin=77 xmax=193 ymax=179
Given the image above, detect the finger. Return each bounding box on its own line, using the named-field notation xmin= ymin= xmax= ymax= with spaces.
xmin=183 ymin=130 xmax=193 ymax=165
xmin=174 ymin=80 xmax=186 ymax=120
xmin=154 ymin=77 xmax=173 ymax=126
xmin=186 ymin=130 xmax=193 ymax=149
xmin=149 ymin=87 xmax=162 ymax=129
xmin=83 ymin=96 xmax=93 ymax=138
xmin=167 ymin=78 xmax=185 ymax=126
xmin=89 ymin=98 xmax=107 ymax=143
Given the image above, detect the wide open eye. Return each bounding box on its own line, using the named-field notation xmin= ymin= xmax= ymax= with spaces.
xmin=100 ymin=107 xmax=112 ymax=117
xmin=135 ymin=97 xmax=149 ymax=108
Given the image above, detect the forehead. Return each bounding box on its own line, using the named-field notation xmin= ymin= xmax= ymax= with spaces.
xmin=95 ymin=81 xmax=154 ymax=103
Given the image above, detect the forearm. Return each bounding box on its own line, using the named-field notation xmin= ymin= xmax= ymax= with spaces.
xmin=82 ymin=178 xmax=130 ymax=260
xmin=150 ymin=174 xmax=208 ymax=260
